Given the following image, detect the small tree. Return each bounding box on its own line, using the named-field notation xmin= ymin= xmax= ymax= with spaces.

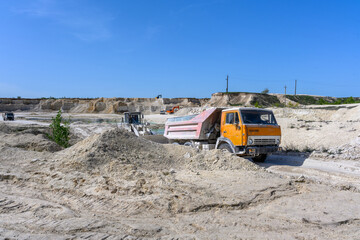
xmin=317 ymin=98 xmax=327 ymax=105
xmin=344 ymin=96 xmax=355 ymax=104
xmin=47 ymin=110 xmax=70 ymax=148
xmin=261 ymin=88 xmax=269 ymax=94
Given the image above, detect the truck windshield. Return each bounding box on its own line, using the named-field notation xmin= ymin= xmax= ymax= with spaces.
xmin=241 ymin=110 xmax=277 ymax=125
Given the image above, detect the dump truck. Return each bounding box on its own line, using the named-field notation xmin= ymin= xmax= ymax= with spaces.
xmin=164 ymin=107 xmax=281 ymax=162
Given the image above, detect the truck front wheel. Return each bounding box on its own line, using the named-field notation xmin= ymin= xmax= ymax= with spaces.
xmin=218 ymin=143 xmax=234 ymax=153
xmin=252 ymin=154 xmax=267 ymax=162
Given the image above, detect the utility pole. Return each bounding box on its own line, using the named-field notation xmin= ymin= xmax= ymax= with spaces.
xmin=294 ymin=79 xmax=297 ymax=95
xmin=226 ymin=75 xmax=229 ymax=93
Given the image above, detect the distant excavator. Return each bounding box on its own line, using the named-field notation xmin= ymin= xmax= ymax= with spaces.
xmin=166 ymin=105 xmax=180 ymax=114
xmin=155 ymin=94 xmax=162 ymax=99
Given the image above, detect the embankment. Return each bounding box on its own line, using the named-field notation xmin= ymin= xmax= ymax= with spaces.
xmin=0 ymin=97 xmax=207 ymax=114
xmin=1 ymin=92 xmax=357 ymax=113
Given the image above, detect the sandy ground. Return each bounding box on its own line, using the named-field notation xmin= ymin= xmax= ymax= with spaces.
xmin=1 ymin=106 xmax=360 ymax=239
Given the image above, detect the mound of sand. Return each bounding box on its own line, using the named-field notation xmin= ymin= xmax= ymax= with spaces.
xmin=163 ymin=144 xmax=260 ymax=172
xmin=0 ymin=123 xmax=61 ymax=152
xmin=58 ymin=129 xmax=173 ymax=171
xmin=174 ymin=107 xmax=204 ymax=116
xmin=311 ymin=136 xmax=360 ymax=160
xmin=57 ymin=128 xmax=259 ymax=173
xmin=0 ymin=123 xmax=12 ymax=133
xmin=47 ymin=128 xmax=259 ymax=216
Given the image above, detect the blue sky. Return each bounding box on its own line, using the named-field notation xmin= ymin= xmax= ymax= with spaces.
xmin=0 ymin=0 xmax=359 ymax=98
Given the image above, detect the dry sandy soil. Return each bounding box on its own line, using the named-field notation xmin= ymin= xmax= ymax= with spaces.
xmin=1 ymin=105 xmax=360 ymax=239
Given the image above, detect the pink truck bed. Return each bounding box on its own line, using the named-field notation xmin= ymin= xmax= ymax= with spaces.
xmin=164 ymin=108 xmax=223 ymax=140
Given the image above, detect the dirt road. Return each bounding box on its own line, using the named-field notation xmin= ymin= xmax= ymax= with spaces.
xmin=262 ymin=154 xmax=360 ymax=188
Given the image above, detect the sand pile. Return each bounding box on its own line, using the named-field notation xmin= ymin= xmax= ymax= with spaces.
xmin=7 ymin=134 xmax=61 ymax=152
xmin=58 ymin=128 xmax=176 ymax=172
xmin=311 ymin=136 xmax=360 ymax=160
xmin=329 ymin=104 xmax=360 ymax=121
xmin=163 ymin=144 xmax=260 ymax=171
xmin=0 ymin=123 xmax=11 ymax=134
xmin=49 ymin=128 xmax=259 ymax=216
xmin=57 ymin=128 xmax=259 ymax=173
xmin=0 ymin=123 xmax=61 ymax=152
xmin=174 ymin=107 xmax=204 ymax=116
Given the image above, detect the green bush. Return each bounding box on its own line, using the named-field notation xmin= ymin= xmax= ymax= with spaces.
xmin=287 ymin=102 xmax=298 ymax=108
xmin=344 ymin=96 xmax=355 ymax=104
xmin=334 ymin=99 xmax=342 ymax=104
xmin=47 ymin=110 xmax=70 ymax=148
xmin=316 ymin=96 xmax=358 ymax=105
xmin=273 ymin=103 xmax=285 ymax=108
xmin=286 ymin=95 xmax=318 ymax=105
xmin=316 ymin=98 xmax=328 ymax=105
xmin=287 ymin=95 xmax=360 ymax=105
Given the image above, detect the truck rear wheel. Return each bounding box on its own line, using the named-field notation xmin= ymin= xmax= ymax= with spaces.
xmin=218 ymin=143 xmax=234 ymax=153
xmin=252 ymin=154 xmax=267 ymax=162
xmin=184 ymin=142 xmax=193 ymax=147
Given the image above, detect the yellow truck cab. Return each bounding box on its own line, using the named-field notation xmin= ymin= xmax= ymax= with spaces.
xmin=217 ymin=108 xmax=281 ymax=162
xmin=164 ymin=107 xmax=281 ymax=162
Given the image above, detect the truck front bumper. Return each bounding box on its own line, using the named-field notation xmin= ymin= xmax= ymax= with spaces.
xmin=245 ymin=146 xmax=281 ymax=155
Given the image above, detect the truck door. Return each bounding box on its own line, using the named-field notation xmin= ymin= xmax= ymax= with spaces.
xmin=221 ymin=111 xmax=243 ymax=146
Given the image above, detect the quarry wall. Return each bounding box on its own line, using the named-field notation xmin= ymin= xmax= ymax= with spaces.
xmin=2 ymin=92 xmax=350 ymax=113
xmin=0 ymin=97 xmax=209 ymax=114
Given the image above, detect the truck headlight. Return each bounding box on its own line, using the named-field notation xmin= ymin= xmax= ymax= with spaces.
xmin=276 ymin=139 xmax=280 ymax=144
xmin=249 ymin=139 xmax=253 ymax=145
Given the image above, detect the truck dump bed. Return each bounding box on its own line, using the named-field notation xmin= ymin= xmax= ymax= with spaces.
xmin=164 ymin=108 xmax=223 ymax=140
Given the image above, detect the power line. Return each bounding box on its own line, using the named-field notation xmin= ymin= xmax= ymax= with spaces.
xmin=226 ymin=75 xmax=229 ymax=93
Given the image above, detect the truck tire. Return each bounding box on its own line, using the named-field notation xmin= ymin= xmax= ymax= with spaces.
xmin=184 ymin=142 xmax=193 ymax=147
xmin=218 ymin=143 xmax=234 ymax=153
xmin=252 ymin=154 xmax=267 ymax=162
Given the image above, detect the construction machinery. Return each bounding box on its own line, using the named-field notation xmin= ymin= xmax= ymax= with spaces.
xmin=120 ymin=112 xmax=153 ymax=136
xmin=164 ymin=107 xmax=281 ymax=162
xmin=166 ymin=106 xmax=180 ymax=114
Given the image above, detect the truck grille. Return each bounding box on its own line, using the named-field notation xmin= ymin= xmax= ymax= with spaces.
xmin=253 ymin=139 xmax=276 ymax=145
